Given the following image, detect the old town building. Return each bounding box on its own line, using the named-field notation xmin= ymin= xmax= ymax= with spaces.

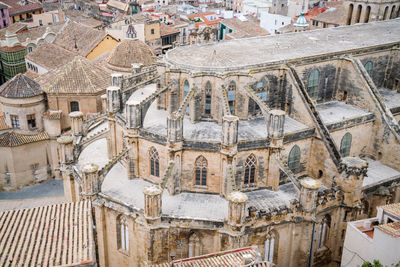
xmin=55 ymin=18 xmax=400 ymax=266
xmin=0 ymin=73 xmax=59 ymax=190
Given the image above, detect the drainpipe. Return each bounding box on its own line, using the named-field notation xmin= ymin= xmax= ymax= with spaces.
xmin=308 ymin=222 xmax=316 ymax=267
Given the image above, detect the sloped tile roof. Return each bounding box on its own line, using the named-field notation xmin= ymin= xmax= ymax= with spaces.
xmin=0 ymin=0 xmax=42 ymax=16
xmin=153 ymin=246 xmax=272 ymax=267
xmin=26 ymin=42 xmax=77 ymax=71
xmin=311 ymin=5 xmax=347 ymax=25
xmin=0 ymin=73 xmax=43 ymax=98
xmin=53 ymin=20 xmax=107 ymax=57
xmin=376 ymin=221 xmax=400 ymax=238
xmin=0 ymin=201 xmax=96 ymax=266
xmin=160 ymin=23 xmax=179 ymax=37
xmin=381 ymin=202 xmax=400 ymax=217
xmin=45 ymin=56 xmax=109 ymax=95
xmin=0 ymin=131 xmax=49 ymax=147
xmin=0 ymin=21 xmax=65 ymax=42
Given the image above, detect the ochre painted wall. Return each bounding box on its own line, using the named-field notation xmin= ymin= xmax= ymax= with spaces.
xmin=86 ymin=35 xmax=119 ymax=60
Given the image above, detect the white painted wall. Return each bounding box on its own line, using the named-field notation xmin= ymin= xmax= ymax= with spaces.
xmin=260 ymin=12 xmax=291 ymax=35
xmin=342 ymin=219 xmax=400 ymax=267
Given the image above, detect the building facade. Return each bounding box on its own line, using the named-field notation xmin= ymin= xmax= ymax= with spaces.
xmin=57 ymin=19 xmax=400 ymax=267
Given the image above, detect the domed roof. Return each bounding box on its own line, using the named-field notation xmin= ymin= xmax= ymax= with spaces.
xmin=293 ymin=13 xmax=309 ymax=27
xmin=0 ymin=73 xmax=42 ymax=98
xmin=106 ymin=39 xmax=156 ymax=72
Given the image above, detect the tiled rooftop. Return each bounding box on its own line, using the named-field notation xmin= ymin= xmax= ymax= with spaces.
xmin=376 ymin=221 xmax=400 ymax=238
xmin=26 ymin=43 xmax=76 ymax=71
xmin=381 ymin=203 xmax=400 ymax=218
xmin=153 ymin=246 xmax=272 ymax=267
xmin=44 ymin=56 xmax=109 ymax=95
xmin=54 ymin=20 xmax=107 ymax=57
xmin=0 ymin=131 xmax=49 ymax=147
xmin=0 ymin=73 xmax=42 ymax=98
xmin=0 ymin=201 xmax=96 ymax=266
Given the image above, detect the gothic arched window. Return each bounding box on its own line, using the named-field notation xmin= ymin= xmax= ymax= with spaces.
xmin=204 ymin=82 xmax=212 ymax=115
xmin=264 ymin=232 xmax=278 ymax=263
xmin=340 ymin=133 xmax=352 ymax=157
xmin=194 ymin=156 xmax=207 ymax=186
xmin=288 ymin=145 xmax=301 ymax=174
xmin=228 ymin=81 xmax=236 ymax=115
xmin=117 ymin=215 xmax=129 ymax=251
xmin=307 ymin=69 xmax=319 ymax=99
xmin=149 ymin=147 xmax=160 ymax=177
xmin=183 ymin=80 xmax=190 ymax=98
xmin=364 ymin=61 xmax=373 ymax=76
xmin=317 ymin=215 xmax=331 ymax=249
xmin=244 ymin=154 xmax=257 ymax=185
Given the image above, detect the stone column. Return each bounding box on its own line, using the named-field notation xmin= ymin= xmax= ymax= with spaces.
xmin=57 ymin=135 xmax=74 ymax=164
xmin=222 ymin=115 xmax=239 ymax=147
xmin=111 ymin=73 xmax=123 ymax=87
xmin=126 ymin=101 xmax=142 ymax=129
xmin=167 ymin=113 xmax=183 ymax=143
xmin=267 ymin=109 xmax=285 ymax=147
xmin=336 ymin=157 xmax=368 ymax=206
xmin=227 ymin=191 xmax=248 ymax=230
xmin=299 ymin=177 xmax=321 ymax=213
xmin=143 ymin=185 xmax=162 ymax=223
xmin=81 ymin=163 xmax=99 ymax=200
xmin=106 ymin=86 xmax=121 ymax=113
xmin=101 ymin=94 xmax=107 ymax=113
xmin=69 ymin=111 xmax=84 ymax=136
xmin=57 ymin=135 xmax=75 ymax=202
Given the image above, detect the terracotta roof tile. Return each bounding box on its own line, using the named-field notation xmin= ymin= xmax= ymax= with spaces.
xmin=222 ymin=16 xmax=269 ymax=39
xmin=63 ymin=9 xmax=103 ymax=28
xmin=0 ymin=73 xmax=42 ymax=98
xmin=107 ymin=39 xmax=156 ymax=70
xmin=45 ymin=56 xmax=109 ymax=95
xmin=0 ymin=0 xmax=42 ymax=16
xmin=160 ymin=23 xmax=179 ymax=36
xmin=0 ymin=201 xmax=96 ymax=266
xmin=0 ymin=131 xmax=49 ymax=147
xmin=152 ymin=246 xmax=272 ymax=266
xmin=43 ymin=110 xmax=62 ymax=120
xmin=311 ymin=5 xmax=346 ymax=25
xmin=0 ymin=21 xmax=65 ymax=42
xmin=377 ymin=221 xmax=400 ymax=238
xmin=26 ymin=42 xmax=77 ymax=70
xmin=381 ymin=202 xmax=400 ymax=217
xmin=54 ymin=20 xmax=107 ymax=57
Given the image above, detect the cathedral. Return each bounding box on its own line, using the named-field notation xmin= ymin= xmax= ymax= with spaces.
xmin=57 ymin=19 xmax=400 ymax=266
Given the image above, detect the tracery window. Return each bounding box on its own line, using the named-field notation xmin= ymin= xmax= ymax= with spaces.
xmin=244 ymin=154 xmax=256 ymax=185
xmin=340 ymin=133 xmax=352 ymax=157
xmin=117 ymin=215 xmax=129 ymax=252
xmin=228 ymin=81 xmax=236 ymax=115
xmin=194 ymin=156 xmax=207 ymax=186
xmin=264 ymin=232 xmax=277 ymax=262
xmin=204 ymin=81 xmax=212 ymax=115
xmin=364 ymin=61 xmax=373 ymax=76
xmin=184 ymin=80 xmax=190 ymax=113
xmin=149 ymin=147 xmax=160 ymax=177
xmin=307 ymin=69 xmax=319 ymax=99
xmin=288 ymin=145 xmax=301 ymax=174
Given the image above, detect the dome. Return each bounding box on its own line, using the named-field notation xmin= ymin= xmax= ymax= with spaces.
xmin=293 ymin=13 xmax=309 ymax=27
xmin=0 ymin=73 xmax=42 ymax=99
xmin=106 ymin=39 xmax=156 ymax=72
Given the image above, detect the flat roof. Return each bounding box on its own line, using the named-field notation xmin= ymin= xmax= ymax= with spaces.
xmin=363 ymin=157 xmax=400 ymax=188
xmin=0 ymin=201 xmax=95 ymax=266
xmin=165 ymin=19 xmax=400 ymax=71
xmin=317 ymin=101 xmax=372 ymax=125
